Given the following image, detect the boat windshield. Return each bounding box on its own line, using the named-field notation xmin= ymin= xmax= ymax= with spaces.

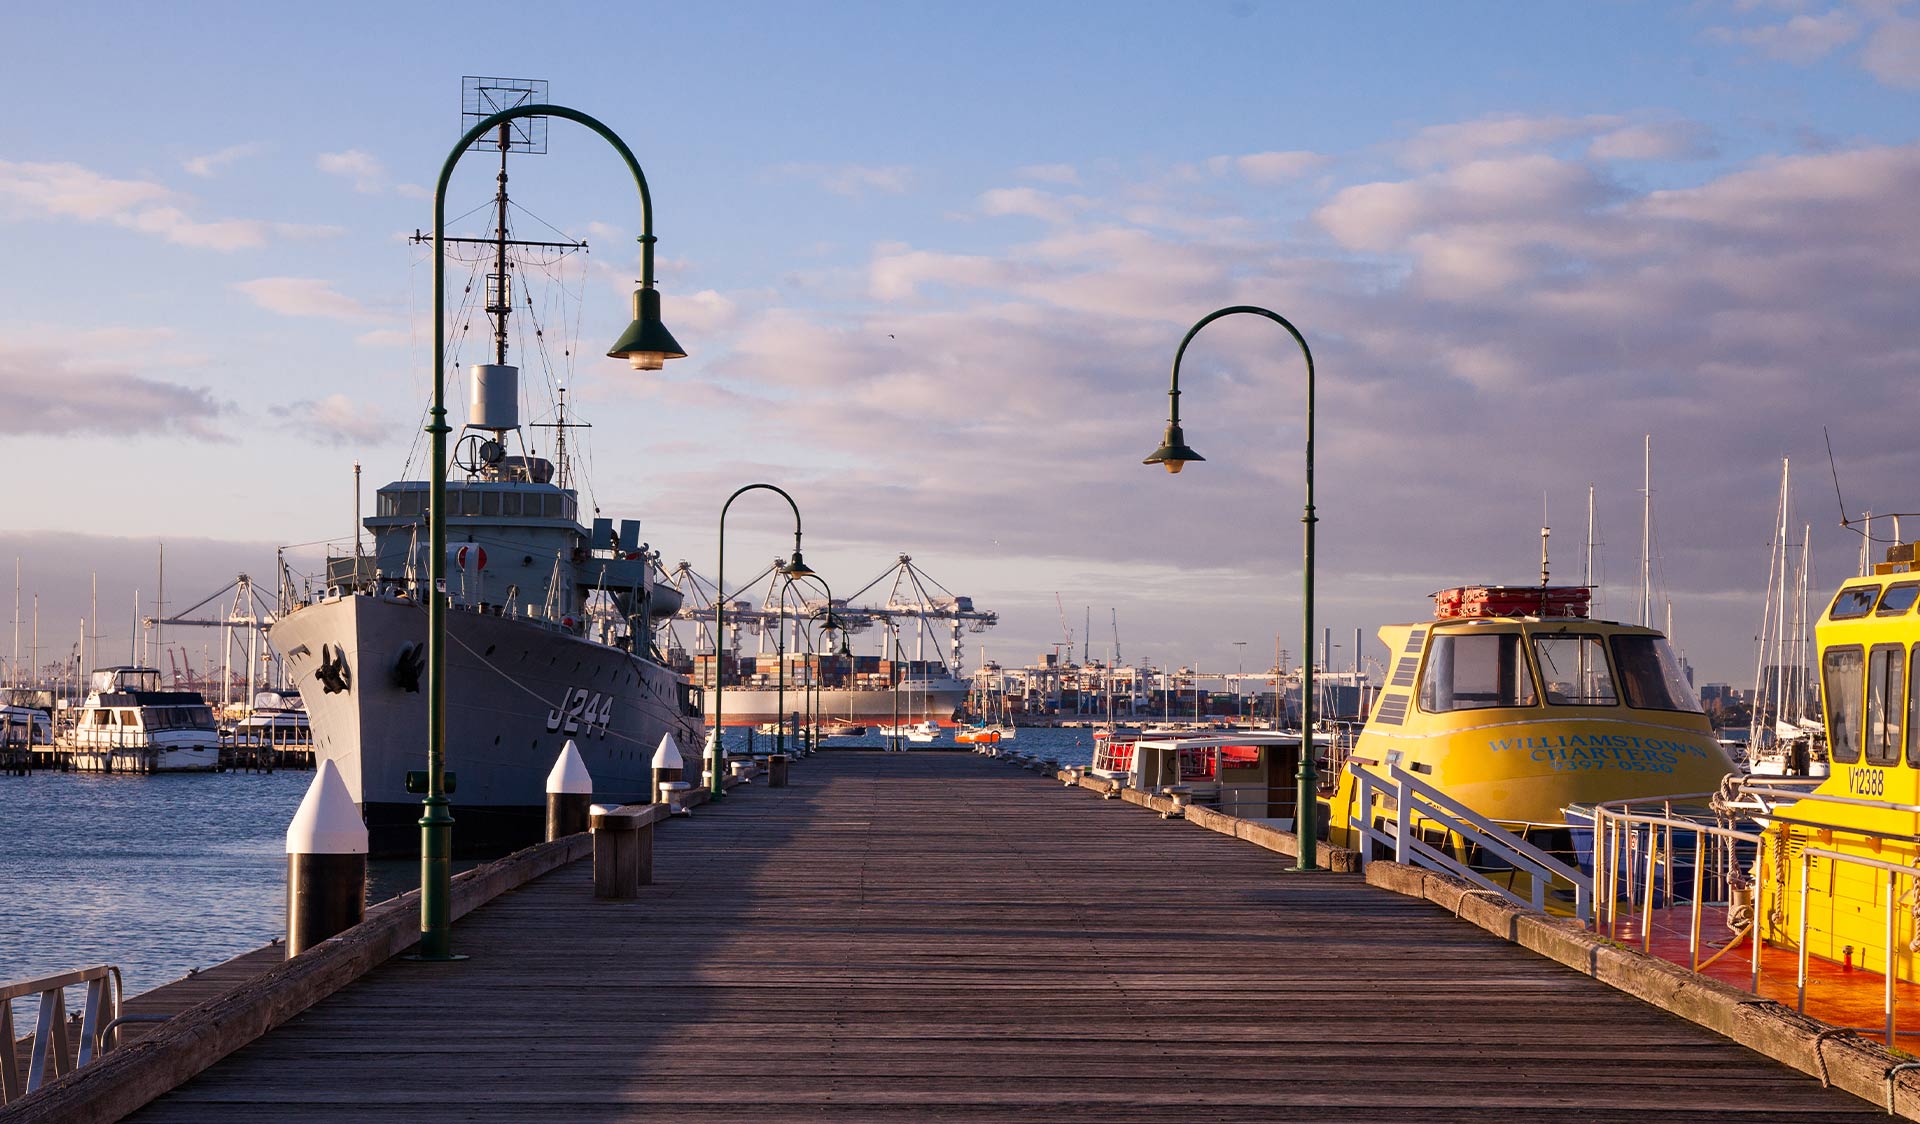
xmin=1419 ymin=632 xmax=1537 ymax=712
xmin=1533 ymin=635 xmax=1617 ymax=706
xmin=146 ymin=706 xmax=216 ymax=730
xmin=1609 ymin=635 xmax=1704 ymax=713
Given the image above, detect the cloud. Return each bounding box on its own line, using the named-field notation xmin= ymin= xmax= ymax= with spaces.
xmin=353 ymin=328 xmax=411 ymax=348
xmin=1315 ymin=154 xmax=1614 ymax=252
xmin=1709 ymin=9 xmax=1861 ymax=63
xmin=182 ymin=142 xmax=264 ymax=178
xmin=1589 ymin=122 xmax=1716 ymax=161
xmin=0 ymin=345 xmax=221 ymax=437
xmin=316 ymin=149 xmax=387 ymax=194
xmin=270 ymin=394 xmax=389 ymax=446
xmin=647 ymin=134 xmax=1920 ymax=686
xmin=232 ymin=277 xmax=387 ymax=322
xmin=778 ymin=163 xmax=914 ymax=198
xmin=1016 ymin=163 xmax=1079 ymax=185
xmin=1212 ymin=150 xmax=1329 ymax=183
xmin=1863 ymin=17 xmax=1920 ymax=87
xmin=1400 ymin=113 xmax=1623 ymax=168
xmin=0 ymin=160 xmax=283 ymax=250
xmin=978 ymin=186 xmax=1086 ymax=225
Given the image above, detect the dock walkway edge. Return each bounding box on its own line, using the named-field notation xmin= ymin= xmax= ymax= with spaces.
xmin=1 ymin=781 xmax=730 ymax=1124
xmin=1027 ymin=757 xmax=1920 ymax=1120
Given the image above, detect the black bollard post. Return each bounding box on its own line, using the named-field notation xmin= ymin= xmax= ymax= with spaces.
xmin=546 ymin=739 xmax=593 ymax=841
xmin=285 ymin=759 xmax=367 ymax=958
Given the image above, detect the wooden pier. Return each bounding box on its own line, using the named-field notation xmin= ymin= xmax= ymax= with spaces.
xmin=51 ymin=751 xmax=1904 ymax=1120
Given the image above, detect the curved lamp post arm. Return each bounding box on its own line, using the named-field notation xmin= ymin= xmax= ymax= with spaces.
xmin=1150 ymin=304 xmax=1320 ymax=872
xmin=713 ymin=483 xmax=806 ymax=797
xmin=785 ymin=570 xmax=840 ymax=754
xmin=420 ymin=102 xmax=668 ymax=962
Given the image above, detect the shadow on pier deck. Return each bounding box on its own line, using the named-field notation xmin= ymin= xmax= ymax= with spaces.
xmin=127 ymin=750 xmax=1885 ymax=1123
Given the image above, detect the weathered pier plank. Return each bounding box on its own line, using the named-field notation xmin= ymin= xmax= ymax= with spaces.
xmin=120 ymin=751 xmax=1887 ymax=1122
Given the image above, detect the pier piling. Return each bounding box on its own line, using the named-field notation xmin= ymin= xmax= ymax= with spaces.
xmin=650 ymin=733 xmax=683 ymax=804
xmin=544 ymin=740 xmax=593 ymax=841
xmin=284 ymin=760 xmax=367 ymax=957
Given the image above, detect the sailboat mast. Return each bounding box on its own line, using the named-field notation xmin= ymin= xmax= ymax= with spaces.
xmin=1789 ymin=526 xmax=1804 ymax=718
xmin=1640 ymin=435 xmax=1652 ymax=627
xmin=1751 ymin=459 xmax=1786 ymax=748
xmin=1773 ymin=459 xmax=1791 ymax=730
xmin=155 ymin=542 xmax=164 ymax=663
xmin=11 ymin=557 xmax=18 ymax=689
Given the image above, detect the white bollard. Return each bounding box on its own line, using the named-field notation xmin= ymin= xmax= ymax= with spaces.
xmin=652 ymin=732 xmax=685 ymax=804
xmin=546 ymin=739 xmax=593 ymax=840
xmin=286 ymin=760 xmax=368 ymax=957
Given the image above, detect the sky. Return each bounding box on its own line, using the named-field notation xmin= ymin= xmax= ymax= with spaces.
xmin=4 ymin=0 xmax=1920 ymax=688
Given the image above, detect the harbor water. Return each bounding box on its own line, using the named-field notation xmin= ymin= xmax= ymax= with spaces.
xmin=1 ymin=727 xmax=1100 ymax=1004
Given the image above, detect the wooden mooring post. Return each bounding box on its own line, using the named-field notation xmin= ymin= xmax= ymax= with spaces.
xmin=590 ymin=803 xmax=664 ymax=899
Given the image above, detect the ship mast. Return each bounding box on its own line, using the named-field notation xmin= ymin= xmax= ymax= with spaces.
xmin=413 ymin=78 xmax=588 ymax=480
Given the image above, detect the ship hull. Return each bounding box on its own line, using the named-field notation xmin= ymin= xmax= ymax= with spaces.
xmin=705 ymin=682 xmax=966 ymax=727
xmin=272 ymin=592 xmax=706 ymax=856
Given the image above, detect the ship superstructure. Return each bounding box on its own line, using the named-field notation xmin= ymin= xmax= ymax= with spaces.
xmin=271 ymin=79 xmax=703 ymax=853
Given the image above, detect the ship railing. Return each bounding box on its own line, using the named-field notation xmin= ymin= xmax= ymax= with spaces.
xmin=1 ymin=965 xmax=120 ymax=1105
xmin=1590 ymin=801 xmax=1764 ymax=983
xmin=1350 ymin=763 xmax=1591 ymax=921
xmin=1795 ymin=846 xmax=1917 ymax=1046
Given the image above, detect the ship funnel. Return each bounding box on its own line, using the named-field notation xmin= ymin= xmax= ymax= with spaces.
xmin=469 ymin=364 xmax=519 ymax=431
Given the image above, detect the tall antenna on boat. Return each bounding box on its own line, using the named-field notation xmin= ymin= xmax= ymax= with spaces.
xmin=1539 ymin=493 xmax=1551 ymax=587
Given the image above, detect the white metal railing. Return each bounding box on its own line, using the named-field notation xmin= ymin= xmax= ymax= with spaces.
xmin=1349 ymin=763 xmax=1590 ymax=921
xmin=1798 ymin=846 xmax=1916 ymax=1046
xmin=1 ymin=965 xmax=120 ymax=1104
xmin=1590 ymin=803 xmax=1763 ymax=983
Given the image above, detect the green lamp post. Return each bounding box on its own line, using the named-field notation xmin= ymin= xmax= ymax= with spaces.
xmin=714 ymin=485 xmax=810 ymax=798
xmin=1144 ymin=305 xmax=1320 ymax=872
xmin=811 ymin=606 xmax=851 ymax=752
xmin=418 ymin=102 xmax=684 ymax=961
xmin=782 ymin=570 xmax=845 ymax=753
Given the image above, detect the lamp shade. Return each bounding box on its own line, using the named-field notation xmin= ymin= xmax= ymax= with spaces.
xmin=607 ymin=287 xmax=687 ymax=371
xmin=783 ymin=549 xmax=816 ymax=579
xmin=1142 ymin=422 xmax=1204 ymax=474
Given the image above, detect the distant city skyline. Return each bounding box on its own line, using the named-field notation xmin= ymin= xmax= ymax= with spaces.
xmin=5 ymin=3 xmax=1920 ymax=685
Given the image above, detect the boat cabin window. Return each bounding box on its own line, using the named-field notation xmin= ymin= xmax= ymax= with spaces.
xmin=1830 ymin=586 xmax=1880 ymax=620
xmin=378 ymin=491 xmax=426 ymax=518
xmin=502 ymin=493 xmax=522 ymax=517
xmin=1610 ymin=635 xmax=1705 ymax=713
xmin=1865 ymin=644 xmax=1904 ymax=766
xmin=118 ymin=709 xmax=141 ymax=727
xmin=1880 ymin=582 xmax=1920 ymax=616
xmin=1418 ymin=633 xmax=1537 ymax=712
xmin=1825 ymin=645 xmax=1865 ymax=765
xmin=1533 ymin=635 xmax=1616 ymax=706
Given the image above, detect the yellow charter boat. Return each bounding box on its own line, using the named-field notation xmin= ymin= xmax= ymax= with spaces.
xmin=1736 ymin=545 xmax=1920 ymax=984
xmin=1328 ymin=584 xmax=1738 ymax=868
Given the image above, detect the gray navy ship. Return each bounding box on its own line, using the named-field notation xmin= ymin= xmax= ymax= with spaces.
xmin=271 ymin=88 xmax=704 ymax=854
xmin=271 ymin=440 xmax=703 ymax=854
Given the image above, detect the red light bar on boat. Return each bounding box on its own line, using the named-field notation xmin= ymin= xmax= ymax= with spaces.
xmin=1432 ymin=586 xmax=1591 ymax=620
